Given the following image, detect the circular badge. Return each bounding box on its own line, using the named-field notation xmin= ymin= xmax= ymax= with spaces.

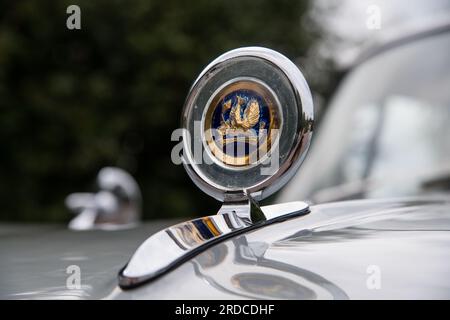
xmin=181 ymin=47 xmax=313 ymax=202
xmin=203 ymin=78 xmax=281 ymax=168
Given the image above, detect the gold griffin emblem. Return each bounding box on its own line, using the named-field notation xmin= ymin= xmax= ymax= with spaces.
xmin=203 ymin=79 xmax=279 ymax=167
xmin=216 ymin=96 xmax=265 ymax=145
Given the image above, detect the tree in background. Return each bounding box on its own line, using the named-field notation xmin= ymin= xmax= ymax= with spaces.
xmin=0 ymin=0 xmax=325 ymax=222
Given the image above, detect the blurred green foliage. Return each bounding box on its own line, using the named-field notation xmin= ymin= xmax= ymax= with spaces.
xmin=0 ymin=0 xmax=316 ymax=222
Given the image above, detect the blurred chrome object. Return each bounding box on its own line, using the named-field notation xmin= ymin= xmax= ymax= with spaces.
xmin=119 ymin=47 xmax=314 ymax=289
xmin=66 ymin=167 xmax=142 ymax=231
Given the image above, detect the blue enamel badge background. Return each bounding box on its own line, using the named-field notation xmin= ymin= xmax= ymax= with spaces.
xmin=210 ymin=89 xmax=271 ymax=157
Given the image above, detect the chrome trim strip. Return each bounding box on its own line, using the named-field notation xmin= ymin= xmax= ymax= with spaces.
xmin=118 ymin=201 xmax=309 ymax=289
xmin=181 ymin=47 xmax=314 ymax=202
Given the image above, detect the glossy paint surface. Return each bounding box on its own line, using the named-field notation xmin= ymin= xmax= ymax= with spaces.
xmin=1 ymin=196 xmax=450 ymax=299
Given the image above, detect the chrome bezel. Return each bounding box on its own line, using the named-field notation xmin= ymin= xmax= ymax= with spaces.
xmin=181 ymin=47 xmax=314 ymax=202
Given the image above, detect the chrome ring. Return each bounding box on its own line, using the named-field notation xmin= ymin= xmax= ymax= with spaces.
xmin=181 ymin=47 xmax=314 ymax=202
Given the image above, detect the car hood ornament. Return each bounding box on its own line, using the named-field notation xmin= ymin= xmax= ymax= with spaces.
xmin=118 ymin=47 xmax=314 ymax=289
xmin=66 ymin=167 xmax=142 ymax=231
xmin=181 ymin=46 xmax=313 ymax=222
